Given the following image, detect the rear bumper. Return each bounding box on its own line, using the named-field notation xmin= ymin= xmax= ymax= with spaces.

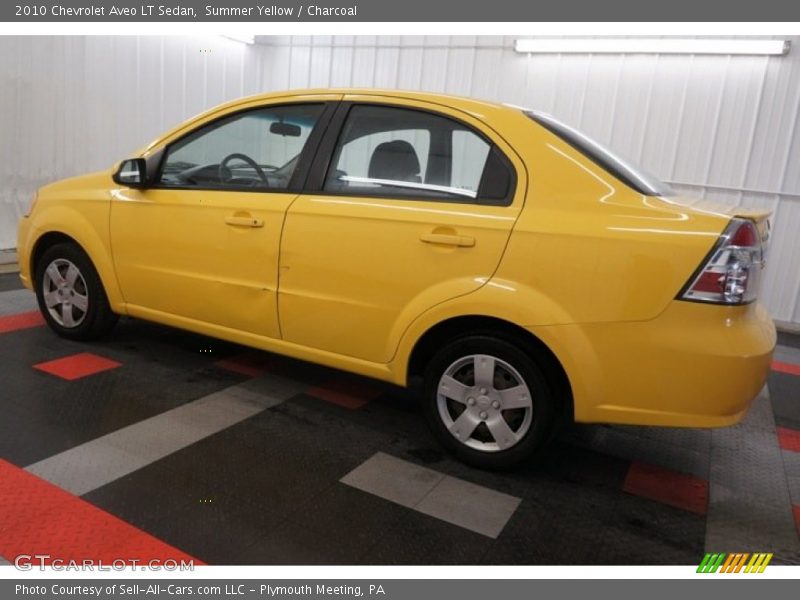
xmin=530 ymin=300 xmax=776 ymax=427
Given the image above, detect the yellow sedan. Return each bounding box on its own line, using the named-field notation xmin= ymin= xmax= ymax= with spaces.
xmin=17 ymin=89 xmax=776 ymax=468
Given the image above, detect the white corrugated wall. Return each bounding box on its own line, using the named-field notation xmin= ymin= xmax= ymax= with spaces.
xmin=1 ymin=35 xmax=799 ymax=326
xmin=0 ymin=35 xmax=267 ymax=249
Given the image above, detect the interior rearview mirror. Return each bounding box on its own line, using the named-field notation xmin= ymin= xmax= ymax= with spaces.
xmin=113 ymin=158 xmax=148 ymax=188
xmin=269 ymin=122 xmax=301 ymax=137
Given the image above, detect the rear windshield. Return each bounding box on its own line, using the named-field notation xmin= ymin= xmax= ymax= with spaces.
xmin=526 ymin=111 xmax=673 ymax=197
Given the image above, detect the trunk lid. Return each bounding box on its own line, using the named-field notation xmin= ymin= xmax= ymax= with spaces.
xmin=663 ymin=195 xmax=771 ymax=244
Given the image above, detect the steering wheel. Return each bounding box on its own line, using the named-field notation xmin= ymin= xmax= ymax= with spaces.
xmin=219 ymin=153 xmax=269 ymax=185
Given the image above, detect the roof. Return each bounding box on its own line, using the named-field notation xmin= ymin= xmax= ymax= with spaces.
xmin=140 ymin=88 xmax=523 ymax=155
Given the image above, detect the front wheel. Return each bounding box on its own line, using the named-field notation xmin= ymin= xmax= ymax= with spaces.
xmin=35 ymin=242 xmax=118 ymax=341
xmin=422 ymin=335 xmax=556 ymax=470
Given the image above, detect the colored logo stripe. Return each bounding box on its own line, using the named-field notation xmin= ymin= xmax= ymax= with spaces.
xmin=697 ymin=552 xmax=773 ymax=573
xmin=746 ymin=553 xmax=773 ymax=573
xmin=732 ymin=553 xmax=749 ymax=573
xmin=720 ymin=553 xmax=736 ymax=572
xmin=697 ymin=553 xmax=726 ymax=573
xmin=721 ymin=553 xmax=749 ymax=573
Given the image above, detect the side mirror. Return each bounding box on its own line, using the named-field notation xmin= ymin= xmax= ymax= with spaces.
xmin=113 ymin=158 xmax=148 ymax=188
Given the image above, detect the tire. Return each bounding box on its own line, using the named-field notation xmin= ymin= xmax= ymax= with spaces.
xmin=35 ymin=242 xmax=118 ymax=341
xmin=422 ymin=334 xmax=556 ymax=470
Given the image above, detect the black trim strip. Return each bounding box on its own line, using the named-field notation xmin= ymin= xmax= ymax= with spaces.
xmin=304 ymin=101 xmax=353 ymax=193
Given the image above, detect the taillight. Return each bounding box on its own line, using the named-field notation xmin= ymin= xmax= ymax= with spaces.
xmin=680 ymin=218 xmax=766 ymax=305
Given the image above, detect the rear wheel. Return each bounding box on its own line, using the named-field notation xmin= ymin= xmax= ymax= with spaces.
xmin=35 ymin=243 xmax=118 ymax=340
xmin=422 ymin=335 xmax=556 ymax=469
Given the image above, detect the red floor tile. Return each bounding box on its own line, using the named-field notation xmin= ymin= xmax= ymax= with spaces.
xmin=214 ymin=352 xmax=272 ymax=378
xmin=33 ymin=352 xmax=121 ymax=381
xmin=308 ymin=377 xmax=385 ymax=409
xmin=0 ymin=459 xmax=201 ymax=566
xmin=772 ymin=360 xmax=800 ymax=377
xmin=623 ymin=461 xmax=709 ymax=515
xmin=0 ymin=310 xmax=45 ymax=334
xmin=777 ymin=427 xmax=800 ymax=453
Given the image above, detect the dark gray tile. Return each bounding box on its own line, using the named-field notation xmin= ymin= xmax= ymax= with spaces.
xmin=485 ymin=499 xmax=609 ymax=565
xmin=364 ymin=511 xmax=490 ymax=565
xmin=770 ymin=372 xmax=800 ymax=429
xmin=243 ymin=521 xmax=364 ymax=565
xmin=138 ymin=490 xmax=287 ymax=565
xmin=289 ymin=484 xmax=406 ymax=552
xmin=777 ymin=331 xmax=800 ymax=351
xmin=0 ymin=273 xmax=23 ymax=292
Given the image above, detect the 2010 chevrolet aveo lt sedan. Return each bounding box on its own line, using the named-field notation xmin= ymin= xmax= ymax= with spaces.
xmin=18 ymin=89 xmax=776 ymax=469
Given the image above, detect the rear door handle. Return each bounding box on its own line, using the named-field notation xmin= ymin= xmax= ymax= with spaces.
xmin=420 ymin=232 xmax=475 ymax=247
xmin=225 ymin=215 xmax=264 ymax=228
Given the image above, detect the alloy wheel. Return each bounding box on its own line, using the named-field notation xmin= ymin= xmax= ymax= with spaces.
xmin=41 ymin=258 xmax=89 ymax=328
xmin=436 ymin=354 xmax=534 ymax=452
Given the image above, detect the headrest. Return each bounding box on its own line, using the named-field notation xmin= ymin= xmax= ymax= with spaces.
xmin=368 ymin=140 xmax=421 ymax=183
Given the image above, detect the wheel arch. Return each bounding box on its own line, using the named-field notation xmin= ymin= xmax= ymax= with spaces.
xmin=30 ymin=231 xmax=79 ymax=288
xmin=28 ymin=227 xmax=124 ymax=313
xmin=405 ymin=314 xmax=574 ymax=425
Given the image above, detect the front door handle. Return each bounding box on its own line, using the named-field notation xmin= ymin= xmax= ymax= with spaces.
xmin=420 ymin=232 xmax=475 ymax=247
xmin=225 ymin=215 xmax=264 ymax=228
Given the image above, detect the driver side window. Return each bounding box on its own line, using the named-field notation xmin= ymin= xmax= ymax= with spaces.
xmin=157 ymin=104 xmax=324 ymax=191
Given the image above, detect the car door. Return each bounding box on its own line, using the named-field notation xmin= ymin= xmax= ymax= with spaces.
xmin=110 ymin=101 xmax=333 ymax=338
xmin=278 ymin=97 xmax=526 ymax=363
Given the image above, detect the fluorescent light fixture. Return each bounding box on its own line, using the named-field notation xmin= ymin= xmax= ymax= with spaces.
xmin=221 ymin=33 xmax=255 ymax=45
xmin=513 ymin=38 xmax=791 ymax=56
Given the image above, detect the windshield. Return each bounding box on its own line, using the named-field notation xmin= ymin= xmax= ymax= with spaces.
xmin=526 ymin=111 xmax=673 ymax=197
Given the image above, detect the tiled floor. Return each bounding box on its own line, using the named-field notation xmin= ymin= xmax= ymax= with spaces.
xmin=0 ymin=271 xmax=798 ymax=566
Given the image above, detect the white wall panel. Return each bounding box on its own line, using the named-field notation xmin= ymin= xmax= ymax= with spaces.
xmin=0 ymin=35 xmax=259 ymax=251
xmin=1 ymin=35 xmax=799 ymax=325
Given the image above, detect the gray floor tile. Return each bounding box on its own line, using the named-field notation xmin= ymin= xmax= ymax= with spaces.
xmin=416 ymin=475 xmax=521 ymax=538
xmin=340 ymin=451 xmax=444 ymax=508
xmin=26 ymin=442 xmax=140 ymax=496
xmin=781 ymin=449 xmax=800 ymax=505
xmin=0 ymin=288 xmax=37 ymax=316
xmin=706 ymin=388 xmax=800 ymax=558
xmin=341 ymin=452 xmax=521 ymax=538
xmin=24 ymin=381 xmax=294 ymax=496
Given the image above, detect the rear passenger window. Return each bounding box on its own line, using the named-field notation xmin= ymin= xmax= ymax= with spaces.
xmin=323 ymin=105 xmax=514 ymax=205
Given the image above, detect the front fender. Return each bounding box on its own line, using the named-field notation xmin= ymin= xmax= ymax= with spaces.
xmin=22 ymin=201 xmax=125 ymax=313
